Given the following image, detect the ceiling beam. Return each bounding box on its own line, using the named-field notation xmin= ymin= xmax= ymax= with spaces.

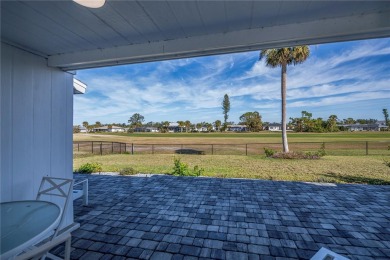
xmin=48 ymin=11 xmax=390 ymax=70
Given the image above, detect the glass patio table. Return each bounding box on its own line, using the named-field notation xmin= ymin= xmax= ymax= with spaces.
xmin=0 ymin=200 xmax=61 ymax=259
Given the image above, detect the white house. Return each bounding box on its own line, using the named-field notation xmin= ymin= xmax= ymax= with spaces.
xmin=168 ymin=122 xmax=181 ymax=133
xmin=343 ymin=123 xmax=388 ymax=131
xmin=266 ymin=123 xmax=282 ymax=131
xmin=79 ymin=126 xmax=88 ymax=133
xmin=93 ymin=126 xmax=125 ymax=133
xmin=1 ymin=1 xmax=389 ymax=229
xmin=227 ymin=125 xmax=247 ymax=132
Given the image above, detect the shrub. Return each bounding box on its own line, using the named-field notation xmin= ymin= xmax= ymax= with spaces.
xmin=264 ymin=147 xmax=276 ymax=157
xmin=304 ymin=151 xmax=322 ymax=159
xmin=384 ymin=159 xmax=390 ymax=168
xmin=192 ymin=165 xmax=204 ymax=177
xmin=271 ymin=151 xmax=322 ymax=160
xmin=120 ymin=167 xmax=137 ymax=175
xmin=77 ymin=162 xmax=102 ymax=174
xmin=318 ymin=143 xmax=327 ymax=157
xmin=265 ymin=143 xmax=326 ymax=160
xmin=172 ymin=158 xmax=204 ymax=177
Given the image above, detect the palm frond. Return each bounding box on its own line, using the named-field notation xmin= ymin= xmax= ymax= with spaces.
xmin=260 ymin=46 xmax=310 ymax=67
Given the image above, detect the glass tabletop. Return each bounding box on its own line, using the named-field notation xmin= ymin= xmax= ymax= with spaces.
xmin=0 ymin=200 xmax=61 ymax=258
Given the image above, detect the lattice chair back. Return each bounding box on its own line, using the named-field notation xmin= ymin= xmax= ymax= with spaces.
xmin=36 ymin=177 xmax=74 ymax=237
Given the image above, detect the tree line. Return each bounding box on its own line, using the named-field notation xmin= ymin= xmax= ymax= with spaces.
xmin=75 ymin=94 xmax=388 ymax=134
xmin=74 ymin=109 xmax=387 ymax=134
xmin=288 ymin=111 xmax=388 ymax=133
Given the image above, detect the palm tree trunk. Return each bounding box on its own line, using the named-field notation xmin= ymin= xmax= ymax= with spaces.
xmin=281 ymin=63 xmax=289 ymax=152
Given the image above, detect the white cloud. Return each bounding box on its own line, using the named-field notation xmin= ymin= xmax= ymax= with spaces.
xmin=74 ymin=38 xmax=390 ymax=124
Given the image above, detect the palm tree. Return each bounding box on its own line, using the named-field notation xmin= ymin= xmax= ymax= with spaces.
xmin=161 ymin=121 xmax=170 ymax=133
xmin=327 ymin=115 xmax=339 ymax=132
xmin=177 ymin=121 xmax=185 ymax=132
xmin=185 ymin=120 xmax=191 ymax=133
xmin=260 ymin=46 xmax=310 ymax=152
xmin=214 ymin=120 xmax=222 ymax=132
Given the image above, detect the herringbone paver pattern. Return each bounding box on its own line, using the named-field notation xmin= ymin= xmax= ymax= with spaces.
xmin=58 ymin=175 xmax=390 ymax=259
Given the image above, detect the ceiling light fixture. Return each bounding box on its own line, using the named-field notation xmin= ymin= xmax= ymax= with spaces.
xmin=73 ymin=0 xmax=106 ymax=8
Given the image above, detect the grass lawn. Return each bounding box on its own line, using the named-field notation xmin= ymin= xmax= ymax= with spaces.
xmin=73 ymin=154 xmax=390 ymax=185
xmin=73 ymin=132 xmax=390 ymax=184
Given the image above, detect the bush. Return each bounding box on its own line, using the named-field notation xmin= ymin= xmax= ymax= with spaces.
xmin=318 ymin=143 xmax=327 ymax=157
xmin=77 ymin=162 xmax=102 ymax=174
xmin=120 ymin=167 xmax=137 ymax=175
xmin=172 ymin=158 xmax=204 ymax=177
xmin=264 ymin=147 xmax=276 ymax=157
xmin=265 ymin=143 xmax=326 ymax=160
xmin=304 ymin=151 xmax=322 ymax=159
xmin=384 ymin=159 xmax=390 ymax=168
xmin=271 ymin=151 xmax=322 ymax=160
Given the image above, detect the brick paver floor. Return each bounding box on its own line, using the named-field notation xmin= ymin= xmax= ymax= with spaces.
xmin=59 ymin=174 xmax=390 ymax=259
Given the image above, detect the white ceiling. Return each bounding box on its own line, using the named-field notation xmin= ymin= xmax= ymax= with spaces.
xmin=2 ymin=0 xmax=390 ymax=70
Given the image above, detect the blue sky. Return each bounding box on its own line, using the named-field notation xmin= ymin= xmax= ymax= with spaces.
xmin=74 ymin=38 xmax=390 ymax=125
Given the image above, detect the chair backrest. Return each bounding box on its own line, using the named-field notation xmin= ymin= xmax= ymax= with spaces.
xmin=36 ymin=177 xmax=74 ymax=237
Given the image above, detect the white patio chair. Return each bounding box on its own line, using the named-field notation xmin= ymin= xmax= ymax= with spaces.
xmin=72 ymin=179 xmax=89 ymax=206
xmin=15 ymin=177 xmax=80 ymax=260
xmin=311 ymin=247 xmax=350 ymax=260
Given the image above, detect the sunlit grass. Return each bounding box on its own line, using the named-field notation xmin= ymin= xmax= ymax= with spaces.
xmin=73 ymin=154 xmax=390 ymax=185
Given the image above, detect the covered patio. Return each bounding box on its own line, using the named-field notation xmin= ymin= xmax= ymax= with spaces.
xmin=56 ymin=174 xmax=390 ymax=259
xmin=2 ymin=1 xmax=390 ymax=259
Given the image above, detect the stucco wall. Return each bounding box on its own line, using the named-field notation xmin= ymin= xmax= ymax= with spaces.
xmin=1 ymin=42 xmax=74 ymax=224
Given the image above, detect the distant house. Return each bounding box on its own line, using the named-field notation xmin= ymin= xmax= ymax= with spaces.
xmin=134 ymin=127 xmax=159 ymax=132
xmin=227 ymin=125 xmax=247 ymax=132
xmin=343 ymin=123 xmax=387 ymax=131
xmin=168 ymin=122 xmax=181 ymax=133
xmin=79 ymin=126 xmax=87 ymax=133
xmin=146 ymin=127 xmax=159 ymax=132
xmin=194 ymin=125 xmax=210 ymax=132
xmin=93 ymin=125 xmax=125 ymax=132
xmin=265 ymin=123 xmax=282 ymax=131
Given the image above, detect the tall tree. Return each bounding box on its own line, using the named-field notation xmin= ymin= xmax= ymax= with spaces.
xmin=177 ymin=121 xmax=185 ymax=132
xmin=161 ymin=121 xmax=170 ymax=133
xmin=239 ymin=111 xmax=263 ymax=132
xmin=82 ymin=121 xmax=89 ymax=132
xmin=205 ymin=123 xmax=213 ymax=132
xmin=260 ymin=46 xmax=310 ymax=152
xmin=222 ymin=94 xmax=230 ymax=130
xmin=128 ymin=113 xmax=145 ymax=128
xmin=343 ymin=118 xmax=356 ymax=124
xmin=327 ymin=115 xmax=339 ymax=132
xmin=214 ymin=120 xmax=222 ymax=132
xmin=383 ymin=109 xmax=389 ymax=126
xmin=185 ymin=120 xmax=191 ymax=133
